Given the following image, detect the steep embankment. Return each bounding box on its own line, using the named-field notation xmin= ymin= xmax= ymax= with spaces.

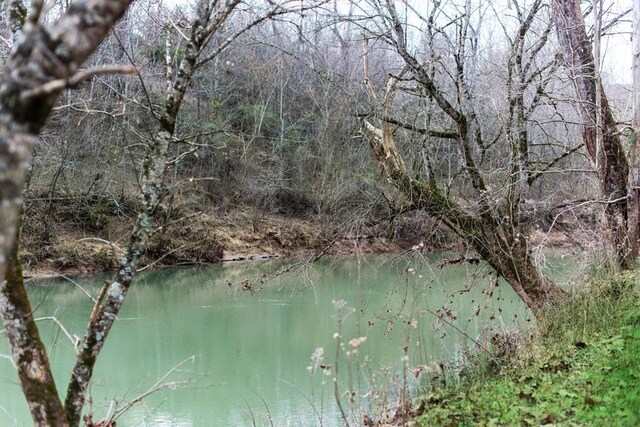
xmin=18 ymin=191 xmax=588 ymax=277
xmin=19 ymin=199 xmax=449 ymax=276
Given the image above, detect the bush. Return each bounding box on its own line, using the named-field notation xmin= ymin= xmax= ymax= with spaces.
xmin=262 ymin=187 xmax=316 ymax=217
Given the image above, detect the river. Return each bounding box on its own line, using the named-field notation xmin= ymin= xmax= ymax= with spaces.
xmin=0 ymin=252 xmax=576 ymax=426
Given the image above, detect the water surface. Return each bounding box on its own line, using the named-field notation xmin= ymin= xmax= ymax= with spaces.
xmin=0 ymin=253 xmax=575 ymax=426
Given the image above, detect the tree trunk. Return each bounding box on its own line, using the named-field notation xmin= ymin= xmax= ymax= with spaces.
xmin=629 ymin=0 xmax=640 ymax=262
xmin=474 ymin=227 xmax=564 ymax=314
xmin=363 ymin=0 xmax=566 ymax=317
xmin=64 ymin=1 xmax=250 ymax=422
xmin=362 ymin=125 xmax=565 ymax=317
xmin=0 ymin=0 xmax=134 ymax=424
xmin=2 ymin=229 xmax=67 ymax=426
xmin=553 ymin=0 xmax=632 ymax=269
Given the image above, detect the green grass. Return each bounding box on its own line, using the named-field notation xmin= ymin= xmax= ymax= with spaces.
xmin=412 ymin=271 xmax=640 ymax=426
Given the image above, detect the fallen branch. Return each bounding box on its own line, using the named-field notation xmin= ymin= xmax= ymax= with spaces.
xmin=439 ymin=256 xmax=481 ymax=268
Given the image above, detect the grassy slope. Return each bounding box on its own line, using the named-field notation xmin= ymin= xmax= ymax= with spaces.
xmin=413 ymin=271 xmax=640 ymax=426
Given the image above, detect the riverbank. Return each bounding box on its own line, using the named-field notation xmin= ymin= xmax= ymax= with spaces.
xmin=19 ymin=206 xmax=460 ymax=277
xmin=20 ymin=195 xmax=588 ymax=278
xmin=410 ymin=269 xmax=640 ymax=426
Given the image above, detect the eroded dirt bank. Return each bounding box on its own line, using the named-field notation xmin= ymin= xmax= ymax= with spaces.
xmin=21 ymin=210 xmax=447 ymax=277
xmin=20 ymin=197 xmax=587 ymax=278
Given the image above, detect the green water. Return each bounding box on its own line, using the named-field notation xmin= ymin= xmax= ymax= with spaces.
xmin=0 ymin=253 xmax=575 ymax=426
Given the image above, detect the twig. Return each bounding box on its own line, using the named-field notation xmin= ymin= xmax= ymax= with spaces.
xmin=0 ymin=353 xmax=16 ymax=368
xmin=60 ymin=275 xmax=97 ymax=304
xmin=227 ymin=249 xmax=328 ymax=294
xmin=438 ymin=256 xmax=481 ymax=268
xmin=33 ymin=316 xmax=79 ymax=353
xmin=243 ymin=398 xmax=258 ymax=427
xmin=424 ymin=307 xmax=491 ymax=356
xmin=22 ymin=65 xmax=136 ymax=99
xmin=167 ymin=18 xmax=190 ymax=42
xmin=536 ymin=195 xmax=629 ymax=250
xmin=0 ymin=402 xmax=18 ymax=426
xmin=251 ymin=391 xmax=275 ymax=427
xmin=278 ymin=379 xmax=323 ymax=426
xmin=136 ymin=239 xmax=207 ymax=272
xmin=108 ymin=355 xmax=197 ymax=422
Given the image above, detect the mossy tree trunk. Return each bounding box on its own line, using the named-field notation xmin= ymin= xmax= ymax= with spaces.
xmin=2 ymin=228 xmax=66 ymax=426
xmin=361 ymin=0 xmax=567 ymax=317
xmin=362 ymin=123 xmax=565 ymax=316
xmin=0 ymin=0 xmax=135 ymax=424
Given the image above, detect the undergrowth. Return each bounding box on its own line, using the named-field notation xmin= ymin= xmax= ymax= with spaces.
xmin=412 ymin=270 xmax=640 ymax=426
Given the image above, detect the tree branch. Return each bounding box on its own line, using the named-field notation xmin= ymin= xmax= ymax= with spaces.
xmin=22 ymin=65 xmax=135 ymax=99
xmin=528 ymin=143 xmax=586 ymax=185
xmin=0 ymin=0 xmax=135 ymax=424
xmin=356 ymin=112 xmax=459 ymax=139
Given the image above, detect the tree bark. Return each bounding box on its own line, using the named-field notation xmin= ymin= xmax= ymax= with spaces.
xmin=0 ymin=0 xmax=134 ymax=424
xmin=362 ymin=125 xmax=565 ymax=316
xmin=553 ymin=0 xmax=632 ymax=269
xmin=629 ymin=0 xmax=640 ymax=262
xmin=1 ymin=227 xmax=66 ymax=426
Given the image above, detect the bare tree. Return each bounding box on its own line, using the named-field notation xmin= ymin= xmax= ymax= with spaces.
xmin=0 ymin=0 xmax=134 ymax=423
xmin=358 ymin=0 xmax=567 ymax=316
xmin=63 ymin=1 xmax=299 ymax=421
xmin=0 ymin=0 xmax=324 ymax=425
xmin=552 ymin=0 xmax=633 ymax=268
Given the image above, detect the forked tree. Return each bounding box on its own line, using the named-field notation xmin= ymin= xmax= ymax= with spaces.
xmin=0 ymin=1 xmax=135 ymax=423
xmin=358 ymin=0 xmax=568 ymax=315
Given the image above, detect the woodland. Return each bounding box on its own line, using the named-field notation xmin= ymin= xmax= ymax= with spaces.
xmin=0 ymin=0 xmax=638 ymax=425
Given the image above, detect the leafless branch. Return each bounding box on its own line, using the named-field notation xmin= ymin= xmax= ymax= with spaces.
xmin=108 ymin=355 xmax=197 ymax=423
xmin=59 ymin=274 xmax=98 ymax=304
xmin=22 ymin=65 xmax=135 ymax=100
xmin=34 ymin=316 xmax=79 ymax=353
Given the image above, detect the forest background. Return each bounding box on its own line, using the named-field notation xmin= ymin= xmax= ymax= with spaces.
xmin=15 ymin=0 xmax=634 ymax=276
